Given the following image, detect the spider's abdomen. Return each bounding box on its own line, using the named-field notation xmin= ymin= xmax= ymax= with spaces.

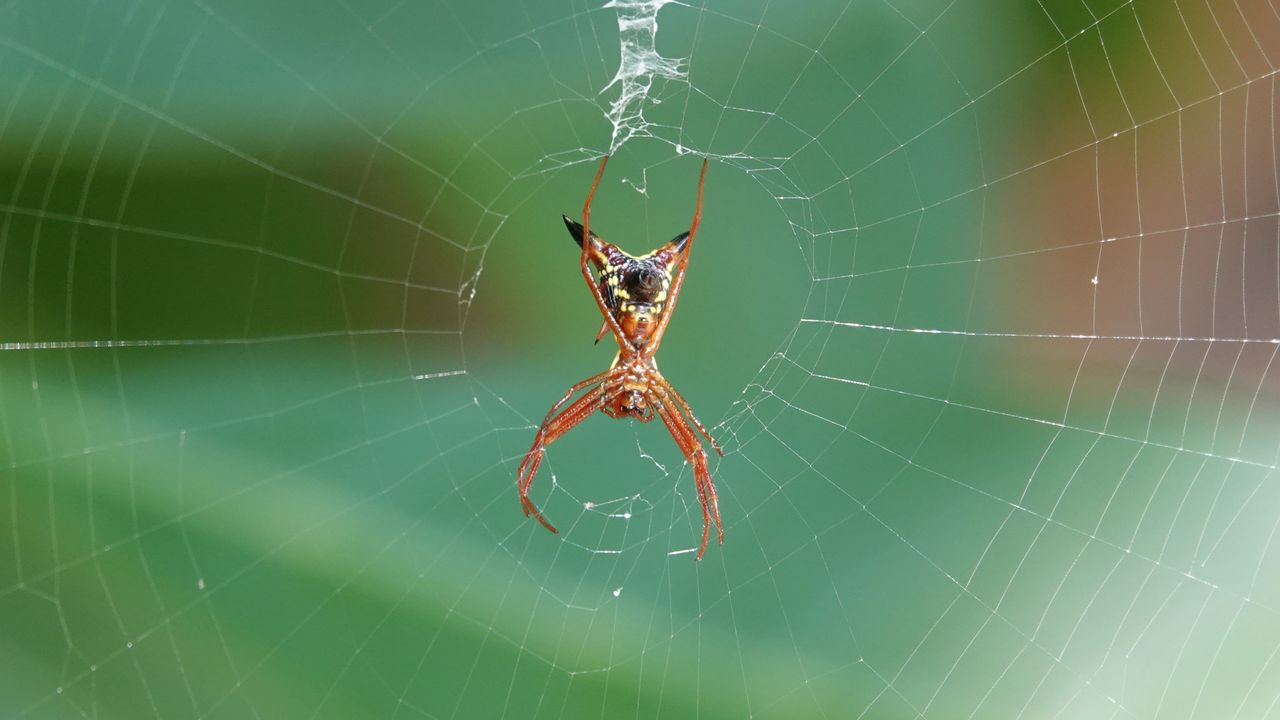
xmin=561 ymin=215 xmax=690 ymax=348
xmin=598 ymin=251 xmax=677 ymax=345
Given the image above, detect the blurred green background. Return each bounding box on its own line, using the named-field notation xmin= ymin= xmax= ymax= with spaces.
xmin=3 ymin=1 xmax=1280 ymax=718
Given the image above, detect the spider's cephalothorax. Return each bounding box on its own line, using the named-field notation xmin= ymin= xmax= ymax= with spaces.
xmin=519 ymin=156 xmax=726 ymax=559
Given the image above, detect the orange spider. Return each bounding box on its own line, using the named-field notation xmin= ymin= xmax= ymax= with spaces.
xmin=518 ymin=155 xmax=725 ymax=559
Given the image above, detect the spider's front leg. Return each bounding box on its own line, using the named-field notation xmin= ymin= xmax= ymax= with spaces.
xmin=656 ymin=375 xmax=724 ymax=457
xmin=518 ymin=371 xmax=614 ymax=533
xmin=652 ymin=388 xmax=723 ymax=559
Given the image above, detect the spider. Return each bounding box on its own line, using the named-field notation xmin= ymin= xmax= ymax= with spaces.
xmin=518 ymin=155 xmax=725 ymax=559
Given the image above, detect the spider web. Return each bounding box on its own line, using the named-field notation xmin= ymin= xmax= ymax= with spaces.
xmin=2 ymin=0 xmax=1280 ymax=717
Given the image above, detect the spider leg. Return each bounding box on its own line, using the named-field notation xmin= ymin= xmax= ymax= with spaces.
xmin=578 ymin=155 xmax=630 ymax=350
xmin=519 ymin=375 xmax=613 ymax=533
xmin=531 ymin=369 xmax=611 ymax=431
xmin=644 ymin=157 xmax=708 ymax=357
xmin=654 ymin=373 xmax=724 ymax=456
xmin=653 ymin=390 xmax=723 ymax=559
xmin=519 ymin=369 xmax=610 ymax=495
